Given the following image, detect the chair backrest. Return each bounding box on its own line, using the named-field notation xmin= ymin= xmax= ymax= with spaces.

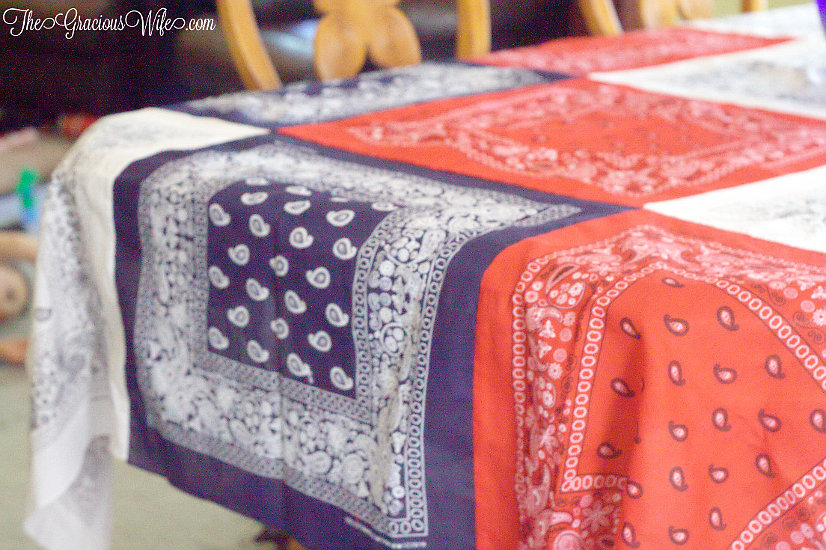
xmin=216 ymin=0 xmax=491 ymax=90
xmin=578 ymin=0 xmax=767 ymax=35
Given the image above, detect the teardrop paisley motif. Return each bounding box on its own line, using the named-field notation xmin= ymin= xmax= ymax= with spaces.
xmin=329 ymin=366 xmax=354 ymax=391
xmin=597 ymin=442 xmax=622 ymax=459
xmin=270 ymin=255 xmax=289 ymax=277
xmin=306 ymin=267 xmax=331 ymax=289
xmin=227 ymin=306 xmax=250 ymax=327
xmin=228 ymin=244 xmax=250 ymax=265
xmin=208 ymin=266 xmax=230 ymax=289
xmin=284 ymin=199 xmax=311 ymax=215
xmin=756 ymin=454 xmax=775 ymax=477
xmin=246 ymin=340 xmax=270 ymax=364
xmin=621 ymin=317 xmax=641 ymax=339
xmin=708 ymin=465 xmax=729 ymax=483
xmin=669 ymin=421 xmax=688 ymax=442
xmin=611 ymin=378 xmax=635 ymax=398
xmin=326 ymin=209 xmax=355 ymax=227
xmin=544 ymin=264 xmax=578 ymax=291
xmin=248 ymin=214 xmax=271 ymax=237
xmin=758 ymin=409 xmax=782 ymax=432
xmin=765 ymin=355 xmax=785 ymax=379
xmin=664 ymin=315 xmax=689 ymax=336
xmin=713 ymin=364 xmax=737 ymax=384
xmin=285 ymin=185 xmax=312 ymax=196
xmin=709 ymin=507 xmax=727 ymax=530
xmin=811 ymin=409 xmax=826 ymax=434
xmin=246 ymin=278 xmax=270 ymax=301
xmin=622 ymin=523 xmax=641 ymax=548
xmin=670 ymin=467 xmax=688 ymax=491
xmin=270 ymin=318 xmax=289 ymax=339
xmin=325 ymin=303 xmax=350 ymax=328
xmin=332 ymin=237 xmax=358 ymax=260
xmin=661 ymin=277 xmax=684 ymax=288
xmin=668 ymin=360 xmax=685 ymax=386
xmin=307 ymin=331 xmax=332 ymax=353
xmin=626 ymin=481 xmax=643 ymax=499
xmin=289 ymin=227 xmax=315 ymax=249
xmin=286 ymin=353 xmax=313 ymax=382
xmin=208 ymin=203 xmax=231 ymax=226
xmin=712 ymin=408 xmax=731 ymax=431
xmin=716 ymin=306 xmax=739 ymax=331
xmin=669 ymin=526 xmax=689 ymax=545
xmin=208 ymin=327 xmax=229 ymax=350
xmin=284 ymin=290 xmax=307 ymax=315
xmin=240 ymin=191 xmax=268 ymax=205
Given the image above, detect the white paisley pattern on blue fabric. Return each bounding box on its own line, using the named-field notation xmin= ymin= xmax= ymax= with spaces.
xmin=133 ymin=140 xmax=580 ymax=540
xmin=182 ymin=63 xmax=549 ymax=126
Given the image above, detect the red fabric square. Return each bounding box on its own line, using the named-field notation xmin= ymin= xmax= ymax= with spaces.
xmin=474 ymin=210 xmax=826 ymax=549
xmin=472 ymin=28 xmax=788 ymax=75
xmin=283 ymin=79 xmax=826 ymax=206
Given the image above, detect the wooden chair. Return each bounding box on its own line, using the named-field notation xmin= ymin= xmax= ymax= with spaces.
xmin=578 ymin=0 xmax=767 ymax=36
xmin=216 ymin=0 xmax=492 ymax=90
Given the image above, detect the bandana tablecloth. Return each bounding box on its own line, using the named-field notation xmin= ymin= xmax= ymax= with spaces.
xmin=24 ymin=4 xmax=826 ymax=550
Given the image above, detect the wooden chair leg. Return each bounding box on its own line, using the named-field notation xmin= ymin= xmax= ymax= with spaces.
xmin=0 ymin=337 xmax=27 ymax=365
xmin=255 ymin=527 xmax=309 ymax=550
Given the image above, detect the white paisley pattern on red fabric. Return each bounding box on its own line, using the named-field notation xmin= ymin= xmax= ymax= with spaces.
xmin=340 ymin=80 xmax=826 ymax=202
xmin=474 ymin=27 xmax=787 ymax=75
xmin=511 ymin=224 xmax=826 ymax=549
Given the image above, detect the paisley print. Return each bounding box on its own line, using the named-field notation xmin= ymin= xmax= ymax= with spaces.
xmin=670 ymin=467 xmax=689 ymax=492
xmin=668 ymin=360 xmax=686 ymax=386
xmin=669 ymin=526 xmax=690 ymax=545
xmin=611 ymin=378 xmax=635 ymax=397
xmin=717 ymin=306 xmax=739 ymax=331
xmin=765 ymin=355 xmax=785 ymax=379
xmin=709 ymin=507 xmax=727 ymax=530
xmin=664 ymin=315 xmax=690 ymax=336
xmin=284 ymin=79 xmax=826 ymax=206
xmin=712 ymin=408 xmax=732 ymax=432
xmin=25 ymin=11 xmax=826 ymax=550
xmin=620 ymin=318 xmax=642 ymax=339
xmin=474 ymin=27 xmax=787 ymax=75
xmin=713 ymin=364 xmax=738 ymax=384
xmin=131 ymin=139 xmax=576 ymax=545
xmin=180 ymin=63 xmax=549 ymax=128
xmin=708 ymin=465 xmax=729 ymax=484
xmin=509 ymin=214 xmax=826 ymax=549
xmin=668 ymin=421 xmax=688 ymax=442
xmin=812 ymin=409 xmax=826 ymax=434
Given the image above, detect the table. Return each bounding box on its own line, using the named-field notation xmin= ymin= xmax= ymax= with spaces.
xmin=24 ymin=5 xmax=826 ymax=549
